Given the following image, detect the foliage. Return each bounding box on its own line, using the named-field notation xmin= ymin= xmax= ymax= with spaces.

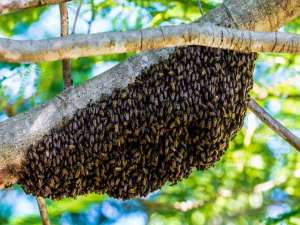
xmin=0 ymin=8 xmax=46 ymax=36
xmin=0 ymin=0 xmax=299 ymax=224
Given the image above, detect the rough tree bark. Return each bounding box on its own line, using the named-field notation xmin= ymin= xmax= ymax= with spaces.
xmin=0 ymin=23 xmax=300 ymax=63
xmin=0 ymin=0 xmax=299 ymax=188
xmin=0 ymin=0 xmax=70 ymax=14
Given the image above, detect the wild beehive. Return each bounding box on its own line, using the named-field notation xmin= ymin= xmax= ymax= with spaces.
xmin=18 ymin=46 xmax=256 ymax=199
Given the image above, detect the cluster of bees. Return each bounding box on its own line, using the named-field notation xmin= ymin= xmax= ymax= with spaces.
xmin=18 ymin=46 xmax=256 ymax=200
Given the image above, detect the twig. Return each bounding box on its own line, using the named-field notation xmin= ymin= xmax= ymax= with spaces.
xmin=248 ymin=98 xmax=300 ymax=151
xmin=87 ymin=0 xmax=96 ymax=34
xmin=71 ymin=0 xmax=83 ymax=34
xmin=36 ymin=197 xmax=51 ymax=225
xmin=265 ymin=207 xmax=300 ymax=224
xmin=197 ymin=0 xmax=204 ymax=17
xmin=59 ymin=2 xmax=72 ymax=88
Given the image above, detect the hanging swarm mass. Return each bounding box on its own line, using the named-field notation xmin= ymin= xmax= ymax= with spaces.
xmin=18 ymin=46 xmax=256 ymax=200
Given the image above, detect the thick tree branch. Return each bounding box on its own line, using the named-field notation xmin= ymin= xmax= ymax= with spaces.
xmin=0 ymin=0 xmax=299 ymax=188
xmin=0 ymin=23 xmax=300 ymax=63
xmin=202 ymin=0 xmax=300 ymax=32
xmin=0 ymin=0 xmax=71 ymax=15
xmin=248 ymin=99 xmax=300 ymax=151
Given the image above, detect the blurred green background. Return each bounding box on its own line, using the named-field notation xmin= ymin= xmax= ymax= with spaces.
xmin=0 ymin=0 xmax=300 ymax=224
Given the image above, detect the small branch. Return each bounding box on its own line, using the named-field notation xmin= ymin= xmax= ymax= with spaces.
xmin=61 ymin=59 xmax=72 ymax=87
xmin=59 ymin=3 xmax=69 ymax=37
xmin=197 ymin=0 xmax=204 ymax=17
xmin=248 ymin=98 xmax=300 ymax=151
xmin=0 ymin=0 xmax=71 ymax=15
xmin=71 ymin=0 xmax=83 ymax=34
xmin=0 ymin=23 xmax=300 ymax=63
xmin=59 ymin=2 xmax=72 ymax=88
xmin=36 ymin=197 xmax=51 ymax=225
xmin=87 ymin=0 xmax=96 ymax=34
xmin=265 ymin=207 xmax=300 ymax=224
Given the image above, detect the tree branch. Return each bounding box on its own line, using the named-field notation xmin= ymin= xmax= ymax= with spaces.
xmin=0 ymin=0 xmax=71 ymax=15
xmin=0 ymin=0 xmax=299 ymax=188
xmin=59 ymin=2 xmax=72 ymax=88
xmin=202 ymin=0 xmax=300 ymax=32
xmin=71 ymin=0 xmax=82 ymax=34
xmin=87 ymin=0 xmax=95 ymax=34
xmin=248 ymin=99 xmax=300 ymax=151
xmin=36 ymin=197 xmax=51 ymax=225
xmin=197 ymin=0 xmax=204 ymax=17
xmin=265 ymin=207 xmax=300 ymax=224
xmin=0 ymin=23 xmax=300 ymax=63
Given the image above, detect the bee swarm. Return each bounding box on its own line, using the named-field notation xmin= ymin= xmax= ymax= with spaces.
xmin=18 ymin=46 xmax=256 ymax=200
